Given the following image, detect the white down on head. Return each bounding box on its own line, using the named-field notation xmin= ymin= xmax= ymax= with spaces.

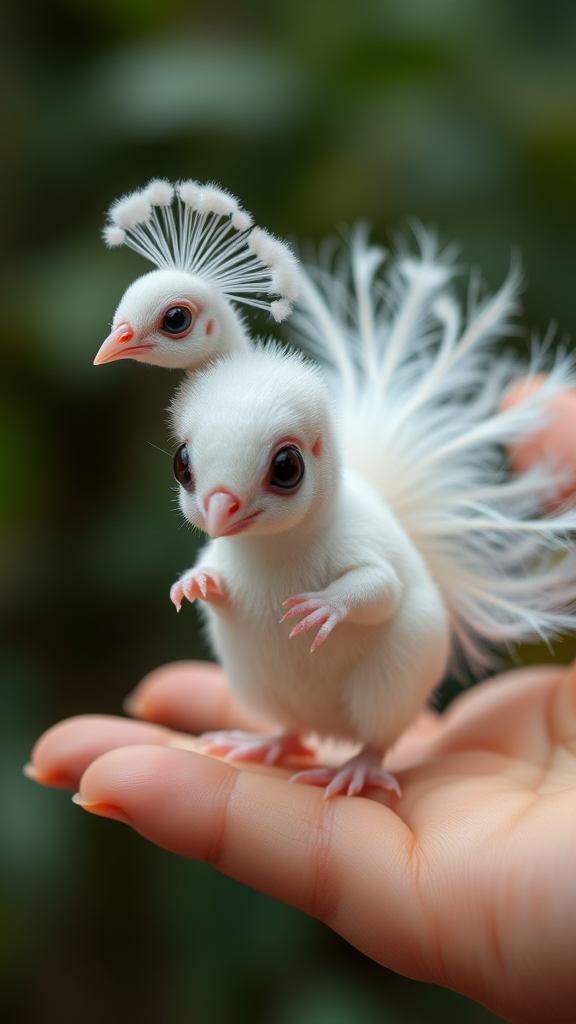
xmin=95 ymin=178 xmax=299 ymax=371
xmin=170 ymin=344 xmax=339 ymax=541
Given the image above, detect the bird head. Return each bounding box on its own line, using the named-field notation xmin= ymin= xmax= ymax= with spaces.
xmin=94 ymin=268 xmax=249 ymax=370
xmin=95 ymin=179 xmax=299 ymax=373
xmin=169 ymin=346 xmax=339 ymax=540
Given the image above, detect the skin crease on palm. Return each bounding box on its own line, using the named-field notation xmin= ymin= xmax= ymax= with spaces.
xmin=26 ymin=385 xmax=576 ymax=1024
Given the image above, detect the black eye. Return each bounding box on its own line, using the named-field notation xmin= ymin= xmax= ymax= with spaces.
xmin=162 ymin=306 xmax=193 ymax=335
xmin=173 ymin=443 xmax=194 ymax=490
xmin=270 ymin=445 xmax=305 ymax=490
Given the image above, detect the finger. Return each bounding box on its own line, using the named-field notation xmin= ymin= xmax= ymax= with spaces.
xmin=550 ymin=659 xmax=576 ymax=750
xmin=75 ymin=744 xmax=423 ymax=977
xmin=502 ymin=377 xmax=576 ymax=498
xmin=26 ymin=715 xmax=173 ymax=791
xmin=125 ymin=661 xmax=274 ymax=734
xmin=424 ymin=665 xmax=566 ymax=764
xmin=385 ymin=711 xmax=443 ymax=771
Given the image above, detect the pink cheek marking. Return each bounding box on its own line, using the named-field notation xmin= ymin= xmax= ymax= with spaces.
xmin=205 ymin=319 xmax=214 ymax=336
xmin=312 ymin=437 xmax=322 ymax=457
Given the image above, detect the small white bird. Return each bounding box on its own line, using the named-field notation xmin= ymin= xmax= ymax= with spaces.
xmin=94 ymin=179 xmax=298 ymax=371
xmin=168 ymin=230 xmax=576 ymax=797
xmin=170 ymin=344 xmax=450 ymax=797
xmin=97 ymin=181 xmax=576 ymax=797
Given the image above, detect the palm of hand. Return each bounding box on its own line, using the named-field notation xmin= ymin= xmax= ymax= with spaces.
xmin=29 ymin=660 xmax=576 ymax=1024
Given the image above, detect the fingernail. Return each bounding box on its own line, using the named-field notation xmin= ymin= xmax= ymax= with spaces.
xmin=71 ymin=792 xmax=91 ymax=807
xmin=22 ymin=762 xmax=43 ymax=782
xmin=72 ymin=793 xmax=131 ymax=824
xmin=122 ymin=690 xmax=143 ymax=717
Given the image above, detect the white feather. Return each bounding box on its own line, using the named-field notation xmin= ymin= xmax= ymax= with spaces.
xmin=293 ymin=226 xmax=576 ymax=674
xmin=144 ymin=178 xmax=174 ymax=206
xmin=109 ymin=191 xmax=152 ymax=229
xmin=103 ymin=224 xmax=126 ymax=247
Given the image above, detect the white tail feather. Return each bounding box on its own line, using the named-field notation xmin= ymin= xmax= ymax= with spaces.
xmin=293 ymin=226 xmax=576 ymax=674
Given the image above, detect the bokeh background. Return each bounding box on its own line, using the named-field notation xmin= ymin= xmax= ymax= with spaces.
xmin=2 ymin=1 xmax=576 ymax=1021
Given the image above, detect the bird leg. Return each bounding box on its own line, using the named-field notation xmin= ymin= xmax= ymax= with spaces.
xmin=290 ymin=747 xmax=401 ymax=799
xmin=170 ymin=566 xmax=226 ymax=612
xmin=198 ymin=730 xmax=314 ymax=765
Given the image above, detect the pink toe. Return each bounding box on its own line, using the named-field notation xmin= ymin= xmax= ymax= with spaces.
xmin=290 ymin=767 xmax=336 ymax=788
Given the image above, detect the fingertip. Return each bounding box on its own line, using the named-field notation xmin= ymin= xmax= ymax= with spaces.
xmin=503 ymin=376 xmax=576 ymax=494
xmin=29 ymin=714 xmax=172 ymax=791
xmin=22 ymin=761 xmax=49 ymax=785
xmin=128 ymin=661 xmax=273 ymax=734
xmin=72 ymin=789 xmax=132 ymax=824
xmin=122 ymin=690 xmax=142 ymax=718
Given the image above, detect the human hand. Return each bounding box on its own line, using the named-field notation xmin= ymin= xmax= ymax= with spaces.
xmin=27 ymin=658 xmax=576 ymax=1024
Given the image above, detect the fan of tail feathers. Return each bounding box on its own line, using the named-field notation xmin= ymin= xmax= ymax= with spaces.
xmin=292 ymin=223 xmax=576 ymax=675
xmin=103 ymin=179 xmax=298 ymax=322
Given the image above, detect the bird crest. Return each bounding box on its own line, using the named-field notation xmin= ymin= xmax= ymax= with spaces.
xmin=103 ymin=179 xmax=299 ymax=322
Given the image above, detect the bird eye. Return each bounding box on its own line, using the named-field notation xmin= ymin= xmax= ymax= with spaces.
xmin=270 ymin=445 xmax=305 ymax=490
xmin=161 ymin=306 xmax=193 ymax=336
xmin=174 ymin=443 xmax=195 ymax=491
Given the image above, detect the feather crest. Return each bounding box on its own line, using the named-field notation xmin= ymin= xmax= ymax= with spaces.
xmin=103 ymin=180 xmax=298 ymax=322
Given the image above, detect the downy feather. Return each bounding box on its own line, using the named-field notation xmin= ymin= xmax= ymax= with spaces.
xmin=292 ymin=226 xmax=576 ymax=674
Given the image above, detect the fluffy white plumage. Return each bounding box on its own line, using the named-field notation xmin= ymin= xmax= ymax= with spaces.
xmin=170 ymin=345 xmax=450 ymax=795
xmin=166 ymin=226 xmax=576 ymax=796
xmin=292 ymin=225 xmax=576 ymax=675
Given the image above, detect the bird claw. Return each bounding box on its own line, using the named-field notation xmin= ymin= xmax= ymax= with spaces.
xmin=281 ymin=592 xmax=348 ymax=651
xmin=170 ymin=567 xmax=225 ymax=611
xmin=290 ymin=752 xmax=401 ymax=799
xmin=198 ymin=730 xmax=314 ymax=765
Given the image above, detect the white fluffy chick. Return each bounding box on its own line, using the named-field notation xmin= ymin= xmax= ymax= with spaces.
xmin=169 ymin=230 xmax=576 ymax=798
xmin=94 ymin=179 xmax=298 ymax=371
xmin=169 ymin=345 xmax=450 ymax=798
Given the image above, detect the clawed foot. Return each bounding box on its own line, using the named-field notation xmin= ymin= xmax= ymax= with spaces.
xmin=198 ymin=730 xmax=314 ymax=766
xmin=170 ymin=567 xmax=225 ymax=612
xmin=290 ymin=749 xmax=401 ymax=799
xmin=281 ymin=592 xmax=349 ymax=651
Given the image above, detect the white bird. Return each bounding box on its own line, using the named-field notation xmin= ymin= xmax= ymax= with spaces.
xmin=167 ymin=231 xmax=576 ymax=798
xmin=94 ymin=178 xmax=298 ymax=371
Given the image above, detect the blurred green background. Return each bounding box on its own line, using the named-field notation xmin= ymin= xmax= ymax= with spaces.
xmin=2 ymin=0 xmax=576 ymax=1021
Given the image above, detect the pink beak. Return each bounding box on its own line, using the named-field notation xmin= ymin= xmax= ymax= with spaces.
xmin=93 ymin=322 xmax=152 ymax=365
xmin=204 ymin=490 xmax=241 ymax=538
